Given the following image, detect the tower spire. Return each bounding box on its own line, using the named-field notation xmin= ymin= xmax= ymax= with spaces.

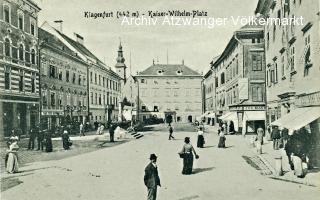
xmin=115 ymin=40 xmax=127 ymax=83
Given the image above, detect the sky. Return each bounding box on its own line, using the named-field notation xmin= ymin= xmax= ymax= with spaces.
xmin=34 ymin=0 xmax=258 ymax=75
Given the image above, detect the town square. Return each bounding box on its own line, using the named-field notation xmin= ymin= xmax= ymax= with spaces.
xmin=0 ymin=0 xmax=320 ymax=199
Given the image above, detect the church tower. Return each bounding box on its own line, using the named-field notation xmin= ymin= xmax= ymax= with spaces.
xmin=115 ymin=42 xmax=127 ymax=84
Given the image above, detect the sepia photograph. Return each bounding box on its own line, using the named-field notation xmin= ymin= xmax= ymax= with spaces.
xmin=0 ymin=0 xmax=319 ymax=199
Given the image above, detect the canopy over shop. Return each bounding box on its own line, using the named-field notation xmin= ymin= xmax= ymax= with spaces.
xmin=219 ymin=111 xmax=265 ymax=134
xmin=271 ymin=107 xmax=320 ymax=133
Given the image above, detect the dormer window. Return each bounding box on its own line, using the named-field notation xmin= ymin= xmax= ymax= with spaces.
xmin=176 ymin=70 xmax=183 ymax=75
xmin=157 ymin=70 xmax=164 ymax=75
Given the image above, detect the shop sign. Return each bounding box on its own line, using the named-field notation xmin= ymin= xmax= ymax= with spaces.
xmin=295 ymin=92 xmax=320 ymax=107
xmin=230 ymin=105 xmax=265 ymax=111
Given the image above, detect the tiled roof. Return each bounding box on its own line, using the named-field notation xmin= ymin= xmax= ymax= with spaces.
xmin=138 ymin=64 xmax=201 ymax=76
xmin=39 ymin=28 xmax=81 ymax=60
xmin=56 ymin=31 xmax=106 ymax=67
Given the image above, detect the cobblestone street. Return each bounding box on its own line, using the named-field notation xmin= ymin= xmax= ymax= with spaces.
xmin=1 ymin=124 xmax=319 ymax=200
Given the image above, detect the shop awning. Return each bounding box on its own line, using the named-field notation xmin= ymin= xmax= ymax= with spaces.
xmin=219 ymin=112 xmax=237 ymax=121
xmin=271 ymin=107 xmax=320 ymax=131
xmin=243 ymin=111 xmax=266 ymax=121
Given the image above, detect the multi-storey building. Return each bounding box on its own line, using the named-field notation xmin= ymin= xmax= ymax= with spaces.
xmin=40 ymin=22 xmax=122 ymax=126
xmin=212 ymin=23 xmax=266 ymax=134
xmin=0 ymin=0 xmax=40 ymax=137
xmin=202 ymin=67 xmax=216 ymax=125
xmin=255 ymin=0 xmax=320 ymax=126
xmin=135 ymin=61 xmax=203 ymax=123
xmin=255 ymin=0 xmax=320 ymax=165
xmin=38 ymin=27 xmax=88 ymax=130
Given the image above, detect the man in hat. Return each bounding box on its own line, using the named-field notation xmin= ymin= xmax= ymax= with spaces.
xmin=144 ymin=154 xmax=161 ymax=200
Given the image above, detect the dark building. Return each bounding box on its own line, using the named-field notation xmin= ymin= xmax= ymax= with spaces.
xmin=0 ymin=0 xmax=41 ymax=138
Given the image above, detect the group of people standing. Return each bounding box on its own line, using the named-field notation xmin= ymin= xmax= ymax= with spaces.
xmin=27 ymin=128 xmax=52 ymax=152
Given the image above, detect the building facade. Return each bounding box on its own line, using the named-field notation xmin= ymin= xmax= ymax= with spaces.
xmin=212 ymin=23 xmax=266 ymax=134
xmin=256 ymin=0 xmax=320 ymax=166
xmin=255 ymin=0 xmax=320 ymax=126
xmin=135 ymin=62 xmax=203 ymax=123
xmin=202 ymin=67 xmax=216 ymax=125
xmin=0 ymin=0 xmax=40 ymax=137
xmin=88 ymin=61 xmax=121 ymax=124
xmin=38 ymin=27 xmax=88 ymax=130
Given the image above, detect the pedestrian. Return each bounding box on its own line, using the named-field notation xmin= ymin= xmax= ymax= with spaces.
xmin=229 ymin=121 xmax=235 ymax=135
xmin=271 ymin=126 xmax=281 ymax=150
xmin=144 ymin=154 xmax=161 ymax=200
xmin=256 ymin=126 xmax=264 ymax=145
xmin=62 ymin=130 xmax=72 ymax=150
xmin=218 ymin=127 xmax=226 ymax=148
xmin=6 ymin=137 xmax=19 ymax=173
xmin=37 ymin=129 xmax=44 ymax=151
xmin=168 ymin=125 xmax=174 ymax=140
xmin=197 ymin=127 xmax=205 ymax=148
xmin=44 ymin=130 xmax=53 ymax=152
xmin=179 ymin=137 xmax=199 ymax=175
xmin=28 ymin=128 xmax=36 ymax=150
xmin=109 ymin=124 xmax=115 ymax=142
xmin=281 ymin=128 xmax=289 ymax=148
xmin=79 ymin=123 xmax=85 ymax=136
xmin=96 ymin=123 xmax=101 ymax=135
xmin=94 ymin=120 xmax=99 ymax=130
xmin=99 ymin=124 xmax=105 ymax=135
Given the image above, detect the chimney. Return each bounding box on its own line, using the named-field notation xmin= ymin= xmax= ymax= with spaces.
xmin=54 ymin=20 xmax=63 ymax=32
xmin=74 ymin=33 xmax=84 ymax=45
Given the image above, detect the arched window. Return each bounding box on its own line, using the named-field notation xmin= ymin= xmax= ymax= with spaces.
xmin=18 ymin=44 xmax=24 ymax=61
xmin=4 ymin=38 xmax=11 ymax=56
xmin=31 ymin=49 xmax=36 ymax=64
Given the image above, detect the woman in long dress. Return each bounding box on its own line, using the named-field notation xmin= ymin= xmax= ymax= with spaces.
xmin=197 ymin=127 xmax=205 ymax=148
xmin=218 ymin=127 xmax=226 ymax=148
xmin=180 ymin=137 xmax=199 ymax=175
xmin=6 ymin=138 xmax=19 ymax=173
xmin=62 ymin=130 xmax=72 ymax=150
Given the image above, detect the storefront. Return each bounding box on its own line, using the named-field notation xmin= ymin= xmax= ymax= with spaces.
xmin=220 ymin=105 xmax=266 ymax=135
xmin=271 ymin=92 xmax=320 ymax=167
